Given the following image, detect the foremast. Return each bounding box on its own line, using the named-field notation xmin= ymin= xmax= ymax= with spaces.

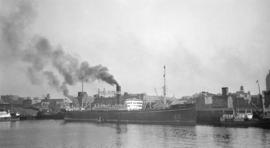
xmin=163 ymin=65 xmax=167 ymax=106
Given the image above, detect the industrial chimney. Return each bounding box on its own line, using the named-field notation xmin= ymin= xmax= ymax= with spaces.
xmin=240 ymin=85 xmax=244 ymax=92
xmin=222 ymin=87 xmax=229 ymax=96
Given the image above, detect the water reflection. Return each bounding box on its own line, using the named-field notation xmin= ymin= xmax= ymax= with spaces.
xmin=111 ymin=124 xmax=197 ymax=148
xmin=0 ymin=121 xmax=19 ymax=129
xmin=1 ymin=121 xmax=270 ymax=148
xmin=261 ymin=129 xmax=270 ymax=146
xmin=212 ymin=127 xmax=232 ymax=148
xmin=115 ymin=124 xmax=128 ymax=134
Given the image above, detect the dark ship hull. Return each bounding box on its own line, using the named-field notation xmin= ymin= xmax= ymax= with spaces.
xmin=65 ymin=105 xmax=196 ymax=126
xmin=36 ymin=111 xmax=65 ymax=120
xmin=197 ymin=110 xmax=225 ymax=124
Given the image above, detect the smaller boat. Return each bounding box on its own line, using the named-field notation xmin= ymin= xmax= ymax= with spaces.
xmin=0 ymin=110 xmax=20 ymax=122
xmin=219 ymin=112 xmax=270 ymax=128
xmin=218 ymin=86 xmax=270 ymax=128
xmin=219 ymin=99 xmax=270 ymax=128
xmin=0 ymin=110 xmax=11 ymax=121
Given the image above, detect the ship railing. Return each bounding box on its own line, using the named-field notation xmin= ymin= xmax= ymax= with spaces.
xmin=92 ymin=104 xmax=128 ymax=111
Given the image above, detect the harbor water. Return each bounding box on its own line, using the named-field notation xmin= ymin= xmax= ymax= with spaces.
xmin=1 ymin=120 xmax=270 ymax=148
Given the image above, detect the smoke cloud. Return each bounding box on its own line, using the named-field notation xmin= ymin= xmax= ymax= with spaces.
xmin=0 ymin=0 xmax=118 ymax=97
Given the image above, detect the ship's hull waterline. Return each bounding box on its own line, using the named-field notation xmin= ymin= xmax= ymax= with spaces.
xmin=65 ymin=107 xmax=196 ymax=126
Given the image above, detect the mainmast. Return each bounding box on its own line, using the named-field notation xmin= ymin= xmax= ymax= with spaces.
xmin=82 ymin=80 xmax=84 ymax=92
xmin=79 ymin=80 xmax=84 ymax=109
xmin=257 ymin=80 xmax=261 ymax=95
xmin=257 ymin=80 xmax=265 ymax=114
xmin=163 ymin=65 xmax=167 ymax=105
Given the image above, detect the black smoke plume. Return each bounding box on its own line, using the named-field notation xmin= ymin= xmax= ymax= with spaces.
xmin=0 ymin=0 xmax=118 ymax=97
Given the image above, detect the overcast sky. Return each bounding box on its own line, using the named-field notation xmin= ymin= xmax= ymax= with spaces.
xmin=1 ymin=0 xmax=270 ymax=98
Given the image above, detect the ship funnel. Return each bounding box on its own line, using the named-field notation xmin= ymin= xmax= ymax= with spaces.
xmin=78 ymin=91 xmax=87 ymax=108
xmin=116 ymin=84 xmax=121 ymax=94
xmin=116 ymin=84 xmax=121 ymax=104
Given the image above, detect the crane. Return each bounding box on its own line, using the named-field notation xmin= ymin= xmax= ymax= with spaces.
xmin=154 ymin=88 xmax=159 ymax=96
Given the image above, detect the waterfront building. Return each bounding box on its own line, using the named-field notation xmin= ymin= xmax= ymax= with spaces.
xmin=31 ymin=97 xmax=42 ymax=105
xmin=195 ymin=86 xmax=262 ymax=124
xmin=22 ymin=99 xmax=32 ymax=106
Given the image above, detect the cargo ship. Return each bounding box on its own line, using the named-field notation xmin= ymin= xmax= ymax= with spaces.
xmin=65 ymin=66 xmax=196 ymax=126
